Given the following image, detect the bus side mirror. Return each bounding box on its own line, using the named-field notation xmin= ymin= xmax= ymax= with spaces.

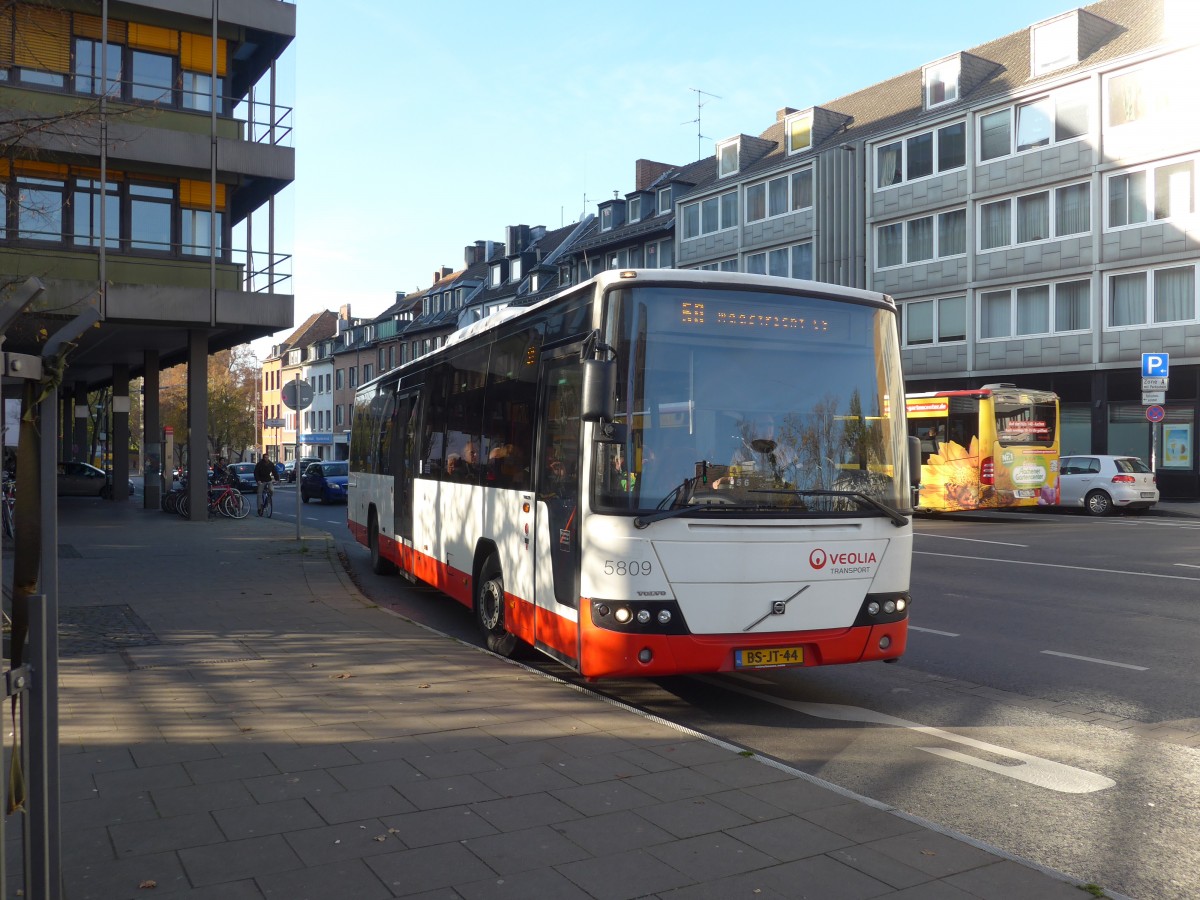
xmin=908 ymin=435 xmax=922 ymax=486
xmin=581 ymin=358 xmax=615 ymax=422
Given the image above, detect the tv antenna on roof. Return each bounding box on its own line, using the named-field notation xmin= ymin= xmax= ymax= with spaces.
xmin=682 ymin=88 xmax=721 ymax=160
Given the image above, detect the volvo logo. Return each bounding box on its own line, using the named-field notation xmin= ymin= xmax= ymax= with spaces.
xmin=743 ymin=585 xmax=810 ymax=632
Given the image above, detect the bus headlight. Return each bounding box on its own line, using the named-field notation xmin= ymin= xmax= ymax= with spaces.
xmin=614 ymin=607 xmax=633 ymax=624
xmin=657 ymin=610 xmax=672 ymax=624
xmin=883 ymin=600 xmax=896 ymax=614
xmin=636 ymin=609 xmax=651 ymax=624
xmin=867 ymin=602 xmax=880 ymax=616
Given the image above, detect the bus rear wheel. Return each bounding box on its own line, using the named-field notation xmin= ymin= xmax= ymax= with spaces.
xmin=368 ymin=514 xmax=395 ymax=575
xmin=476 ymin=559 xmax=517 ymax=657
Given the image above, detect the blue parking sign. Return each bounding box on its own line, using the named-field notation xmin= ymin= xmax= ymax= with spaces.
xmin=1142 ymin=353 xmax=1169 ymax=377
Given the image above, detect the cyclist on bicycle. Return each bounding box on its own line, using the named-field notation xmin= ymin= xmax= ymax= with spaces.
xmin=253 ymin=452 xmax=277 ymax=516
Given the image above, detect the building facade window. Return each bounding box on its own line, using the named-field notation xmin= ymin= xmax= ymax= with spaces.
xmin=657 ymin=187 xmax=671 ymax=214
xmin=786 ymin=112 xmax=812 ymax=153
xmin=72 ymin=179 xmax=121 ymax=248
xmin=875 ymin=208 xmax=966 ymax=269
xmin=1107 ymin=265 xmax=1196 ymax=328
xmin=978 ymin=182 xmax=1090 ymax=251
xmin=628 ymin=196 xmax=641 ymax=222
xmin=717 ymin=139 xmax=739 ymax=177
xmin=875 ymin=122 xmax=965 ymax=188
xmin=746 ymin=169 xmax=814 ymax=223
xmin=978 ymin=83 xmax=1089 ymax=161
xmin=981 ymin=278 xmax=1093 ymax=339
xmin=682 ymin=189 xmax=738 ymax=239
xmin=744 ymin=241 xmax=812 ymax=279
xmin=924 ymin=58 xmax=960 ymax=108
xmin=1106 ymin=158 xmax=1194 ymax=228
xmin=903 ymin=295 xmax=966 ymax=346
xmin=1032 ymin=15 xmax=1078 ymax=76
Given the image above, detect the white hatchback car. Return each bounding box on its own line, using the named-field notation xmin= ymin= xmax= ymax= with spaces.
xmin=1057 ymin=455 xmax=1159 ymax=516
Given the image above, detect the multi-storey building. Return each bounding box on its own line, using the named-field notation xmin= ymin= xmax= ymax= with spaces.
xmin=0 ymin=0 xmax=295 ymax=511
xmin=667 ymin=0 xmax=1198 ymax=498
xmin=270 ymin=309 xmax=335 ymax=464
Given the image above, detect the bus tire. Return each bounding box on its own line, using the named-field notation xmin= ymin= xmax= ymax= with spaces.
xmin=368 ymin=513 xmax=395 ymax=575
xmin=1084 ymin=489 xmax=1112 ymax=517
xmin=476 ymin=558 xmax=517 ymax=657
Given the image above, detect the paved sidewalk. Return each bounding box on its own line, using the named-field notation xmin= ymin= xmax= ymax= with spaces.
xmin=15 ymin=501 xmax=1143 ymax=898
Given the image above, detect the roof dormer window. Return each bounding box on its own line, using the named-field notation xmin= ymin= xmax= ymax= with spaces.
xmin=490 ymin=265 xmax=503 ymax=286
xmin=1032 ymin=15 xmax=1078 ymax=76
xmin=785 ymin=111 xmax=813 ymax=154
xmin=657 ymin=187 xmax=672 ymax=214
xmin=628 ymin=196 xmax=642 ymax=223
xmin=510 ymin=257 xmax=522 ymax=281
xmin=924 ymin=58 xmax=960 ymax=109
xmin=600 ymin=206 xmax=613 ymax=231
xmin=717 ymin=138 xmax=739 ymax=177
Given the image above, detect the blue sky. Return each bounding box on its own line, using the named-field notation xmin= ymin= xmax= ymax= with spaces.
xmin=268 ymin=0 xmax=1081 ymax=352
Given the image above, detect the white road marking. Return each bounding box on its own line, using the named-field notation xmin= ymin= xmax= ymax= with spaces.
xmin=710 ymin=678 xmax=1116 ymax=794
xmin=909 ymin=626 xmax=960 ymax=637
xmin=1041 ymin=650 xmax=1148 ymax=671
xmin=914 ymin=532 xmax=1027 ymax=548
xmin=916 ymin=550 xmax=1200 ymax=582
xmin=1175 ymin=563 xmax=1200 ymax=569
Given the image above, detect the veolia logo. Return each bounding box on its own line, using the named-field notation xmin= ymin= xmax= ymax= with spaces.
xmin=809 ymin=548 xmax=827 ymax=569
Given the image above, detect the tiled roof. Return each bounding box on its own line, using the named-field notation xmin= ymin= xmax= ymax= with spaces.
xmin=681 ymin=0 xmax=1164 ymax=194
xmin=283 ymin=310 xmax=338 ymax=348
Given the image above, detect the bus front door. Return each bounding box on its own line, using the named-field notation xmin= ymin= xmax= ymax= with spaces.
xmin=531 ymin=350 xmax=583 ymax=668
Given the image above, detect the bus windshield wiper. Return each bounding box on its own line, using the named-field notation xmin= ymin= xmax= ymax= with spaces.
xmin=751 ymin=489 xmax=909 ymax=527
xmin=633 ymin=503 xmax=775 ymax=530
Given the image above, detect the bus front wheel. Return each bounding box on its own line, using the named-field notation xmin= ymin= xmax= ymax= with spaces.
xmin=368 ymin=514 xmax=395 ymax=575
xmin=476 ymin=559 xmax=517 ymax=657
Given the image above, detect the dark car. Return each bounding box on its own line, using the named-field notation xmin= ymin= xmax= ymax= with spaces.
xmin=57 ymin=461 xmax=135 ymax=498
xmin=225 ymin=462 xmax=258 ymax=493
xmin=287 ymin=456 xmax=320 ymax=483
xmin=300 ymin=461 xmax=348 ymax=504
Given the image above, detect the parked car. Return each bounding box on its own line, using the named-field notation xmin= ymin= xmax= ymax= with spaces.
xmin=57 ymin=461 xmax=135 ymax=498
xmin=1058 ymin=454 xmax=1159 ymax=516
xmin=225 ymin=462 xmax=258 ymax=493
xmin=287 ymin=457 xmax=321 ymax=483
xmin=300 ymin=461 xmax=348 ymax=504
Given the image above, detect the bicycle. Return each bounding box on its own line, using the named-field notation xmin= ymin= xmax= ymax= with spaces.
xmin=210 ymin=481 xmax=249 ymax=519
xmin=258 ymin=479 xmax=274 ymax=518
xmin=2 ymin=475 xmax=15 ymax=542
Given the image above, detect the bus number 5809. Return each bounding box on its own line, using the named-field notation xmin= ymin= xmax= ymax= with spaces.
xmin=604 ymin=560 xmax=652 ymax=576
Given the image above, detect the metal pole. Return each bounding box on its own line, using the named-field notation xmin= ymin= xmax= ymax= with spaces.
xmin=294 ymin=373 xmax=301 ymax=541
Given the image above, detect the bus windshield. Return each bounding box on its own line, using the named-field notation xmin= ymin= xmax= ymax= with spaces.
xmin=594 ymin=285 xmax=909 ymax=517
xmin=994 ymin=392 xmax=1058 ymax=447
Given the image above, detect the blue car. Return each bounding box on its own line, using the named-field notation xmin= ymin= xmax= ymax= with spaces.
xmin=300 ymin=461 xmax=348 ymax=504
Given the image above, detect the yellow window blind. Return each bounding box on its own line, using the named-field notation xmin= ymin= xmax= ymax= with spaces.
xmin=0 ymin=10 xmax=13 ymax=67
xmin=73 ymin=13 xmax=127 ymax=44
xmin=180 ymin=33 xmax=227 ymax=77
xmin=127 ymin=22 xmax=178 ymax=53
xmin=0 ymin=160 xmax=10 ymax=178
xmin=180 ymin=179 xmax=227 ymax=210
xmin=13 ymin=159 xmax=69 ymax=178
xmin=14 ymin=6 xmax=71 ymax=74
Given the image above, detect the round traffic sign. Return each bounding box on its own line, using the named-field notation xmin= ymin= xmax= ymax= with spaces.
xmin=280 ymin=380 xmax=314 ymax=411
xmin=1146 ymin=405 xmax=1165 ymax=423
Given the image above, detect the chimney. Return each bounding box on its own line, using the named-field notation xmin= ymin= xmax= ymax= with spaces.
xmin=506 ymin=224 xmax=531 ymax=255
xmin=635 ymin=159 xmax=676 ymax=191
xmin=464 ymin=244 xmax=477 ymax=266
xmin=338 ymin=303 xmax=352 ymax=320
xmin=776 ymin=106 xmax=799 ymax=122
xmin=395 ymin=290 xmax=406 ymax=302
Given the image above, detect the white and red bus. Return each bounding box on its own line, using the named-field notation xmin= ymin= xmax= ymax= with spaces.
xmin=349 ymin=269 xmax=917 ymax=678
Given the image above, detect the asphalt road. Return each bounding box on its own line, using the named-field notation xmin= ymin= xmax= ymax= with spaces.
xmin=331 ymin=507 xmax=1200 ymax=900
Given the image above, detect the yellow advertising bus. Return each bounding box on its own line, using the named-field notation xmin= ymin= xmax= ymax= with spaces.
xmin=906 ymin=384 xmax=1060 ymax=512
